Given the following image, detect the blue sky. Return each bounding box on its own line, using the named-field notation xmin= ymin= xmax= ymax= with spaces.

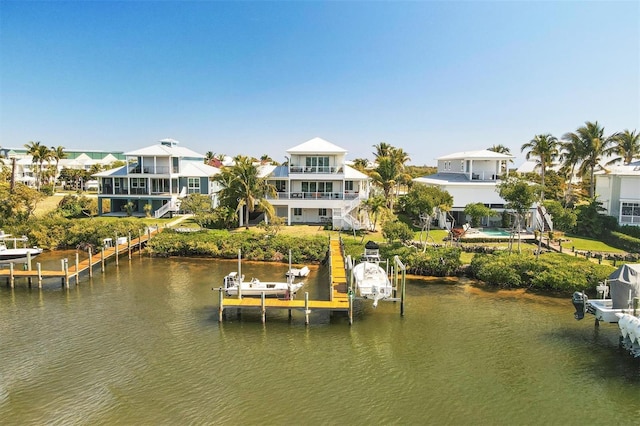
xmin=1 ymin=1 xmax=638 ymax=166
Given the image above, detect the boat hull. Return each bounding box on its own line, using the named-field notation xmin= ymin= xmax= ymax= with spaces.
xmin=0 ymin=248 xmax=43 ymax=265
xmin=352 ymin=261 xmax=393 ymax=307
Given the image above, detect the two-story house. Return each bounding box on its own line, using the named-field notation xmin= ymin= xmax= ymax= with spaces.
xmin=595 ymin=160 xmax=640 ymax=227
xmin=94 ymin=139 xmax=220 ymax=217
xmin=261 ymin=137 xmax=371 ymax=230
xmin=413 ymin=149 xmax=544 ymax=229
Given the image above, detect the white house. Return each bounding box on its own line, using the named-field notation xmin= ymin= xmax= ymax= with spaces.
xmin=262 ymin=137 xmax=371 ymax=230
xmin=413 ymin=149 xmax=547 ymax=230
xmin=595 ymin=160 xmax=640 ymax=226
xmin=94 ymin=138 xmax=221 ymax=217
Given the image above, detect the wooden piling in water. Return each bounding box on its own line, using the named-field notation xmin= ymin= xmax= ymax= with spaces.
xmin=128 ymin=232 xmax=132 ymax=259
xmin=37 ymin=262 xmax=42 ymax=287
xmin=114 ymin=233 xmax=119 ymax=266
xmin=75 ymin=252 xmax=80 ymax=285
xmin=9 ymin=263 xmax=14 ymax=288
xmin=88 ymin=249 xmax=93 ymax=278
xmin=261 ymin=292 xmax=266 ymax=324
xmin=304 ymin=292 xmax=310 ymax=325
xmin=218 ymin=289 xmax=224 ymax=322
xmin=101 ymin=248 xmax=105 ymax=272
xmin=64 ymin=259 xmax=69 ymax=289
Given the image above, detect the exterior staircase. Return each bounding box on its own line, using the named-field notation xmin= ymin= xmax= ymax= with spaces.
xmin=154 ymin=188 xmax=187 ymax=218
xmin=535 ymin=204 xmax=553 ymax=232
xmin=332 ymin=196 xmax=369 ymax=230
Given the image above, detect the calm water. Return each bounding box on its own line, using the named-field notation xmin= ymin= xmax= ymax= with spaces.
xmin=1 ymin=252 xmax=638 ymax=425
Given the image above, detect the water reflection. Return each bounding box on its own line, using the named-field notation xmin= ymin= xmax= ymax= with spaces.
xmin=1 ymin=255 xmax=638 ymax=424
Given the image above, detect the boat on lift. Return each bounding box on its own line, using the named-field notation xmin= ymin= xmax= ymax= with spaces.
xmin=351 ymin=241 xmax=393 ymax=308
xmin=572 ymin=263 xmax=640 ymax=324
xmin=616 ymin=313 xmax=640 ymax=357
xmin=222 ymin=249 xmax=305 ymax=298
xmin=0 ymin=231 xmax=42 ymax=265
xmin=222 ymin=271 xmax=304 ymax=298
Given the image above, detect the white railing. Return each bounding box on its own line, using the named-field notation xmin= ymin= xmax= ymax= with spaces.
xmin=154 ymin=197 xmax=180 ymax=219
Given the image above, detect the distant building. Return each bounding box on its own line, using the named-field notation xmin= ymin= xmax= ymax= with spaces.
xmin=413 ymin=149 xmax=548 ymax=230
xmin=595 ymin=160 xmax=640 ymax=226
xmin=0 ymin=147 xmax=126 ymax=186
xmin=93 ymin=139 xmax=221 ymax=217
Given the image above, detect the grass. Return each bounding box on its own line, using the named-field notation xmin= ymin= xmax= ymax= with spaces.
xmin=562 ymin=234 xmax=625 ymax=254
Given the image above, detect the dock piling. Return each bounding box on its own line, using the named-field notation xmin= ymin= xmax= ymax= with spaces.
xmin=261 ymin=292 xmax=266 ymax=324
xmin=304 ymin=292 xmax=310 ymax=325
xmin=88 ymin=249 xmax=93 ymax=277
xmin=9 ymin=263 xmax=14 ymax=288
xmin=218 ymin=288 xmax=224 ymax=322
xmin=37 ymin=262 xmax=42 ymax=287
xmin=101 ymin=247 xmax=105 ymax=272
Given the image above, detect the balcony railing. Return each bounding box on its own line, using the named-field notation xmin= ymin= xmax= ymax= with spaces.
xmin=128 ymin=165 xmax=171 ymax=174
xmin=267 ymin=192 xmax=360 ymax=200
xmin=289 ymin=166 xmax=341 ymax=174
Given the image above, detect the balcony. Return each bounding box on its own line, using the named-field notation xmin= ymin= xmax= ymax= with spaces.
xmin=128 ymin=165 xmax=171 ymax=174
xmin=266 ymin=192 xmax=360 ymax=200
xmin=289 ymin=166 xmax=341 ymax=174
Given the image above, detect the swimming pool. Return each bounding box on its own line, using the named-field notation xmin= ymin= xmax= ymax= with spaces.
xmin=472 ymin=228 xmax=512 ymax=238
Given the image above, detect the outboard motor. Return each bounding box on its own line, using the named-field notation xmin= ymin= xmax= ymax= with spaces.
xmin=572 ymin=292 xmax=587 ymax=320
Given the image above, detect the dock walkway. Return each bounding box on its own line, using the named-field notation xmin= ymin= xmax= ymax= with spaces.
xmin=1 ymin=228 xmax=160 ymax=288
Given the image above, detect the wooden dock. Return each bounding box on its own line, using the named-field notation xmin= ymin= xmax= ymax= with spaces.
xmin=0 ymin=228 xmax=160 ymax=288
xmin=217 ymin=237 xmax=355 ymax=324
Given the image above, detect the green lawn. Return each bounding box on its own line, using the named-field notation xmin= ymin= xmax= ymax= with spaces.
xmin=562 ymin=234 xmax=625 ymax=254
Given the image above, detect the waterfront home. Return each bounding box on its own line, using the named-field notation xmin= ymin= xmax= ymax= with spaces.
xmin=260 ymin=137 xmax=371 ymax=230
xmin=413 ymin=149 xmax=549 ymax=230
xmin=94 ymin=138 xmax=220 ymax=218
xmin=595 ymin=160 xmax=640 ymax=227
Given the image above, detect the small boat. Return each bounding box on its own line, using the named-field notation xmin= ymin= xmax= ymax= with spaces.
xmin=222 ymin=271 xmax=304 ymax=298
xmin=0 ymin=232 xmax=42 ymax=265
xmin=351 ymin=241 xmax=393 ymax=308
xmin=286 ymin=266 xmax=310 ymax=278
xmin=572 ymin=264 xmax=640 ymax=324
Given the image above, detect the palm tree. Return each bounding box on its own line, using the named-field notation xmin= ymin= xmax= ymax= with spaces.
xmin=606 ymin=129 xmax=639 ymax=165
xmin=488 ymin=144 xmax=511 ymax=155
xmin=213 ymin=155 xmax=276 ymax=229
xmin=352 ymin=158 xmax=369 ymax=172
xmin=562 ymin=121 xmax=617 ymax=198
xmin=361 ymin=195 xmax=387 ymax=231
xmin=369 ymin=156 xmax=400 ymax=209
xmin=24 ymin=141 xmax=52 ymax=190
xmin=372 ymin=142 xmax=394 ymax=159
xmin=204 ymin=151 xmax=215 ymax=164
xmin=50 ymin=145 xmax=66 ymax=185
xmin=520 ymin=134 xmax=559 ymax=199
xmin=260 ymin=154 xmax=273 ymax=164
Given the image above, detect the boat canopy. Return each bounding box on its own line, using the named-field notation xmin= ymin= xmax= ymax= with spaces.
xmin=608 ymin=263 xmax=640 ymax=309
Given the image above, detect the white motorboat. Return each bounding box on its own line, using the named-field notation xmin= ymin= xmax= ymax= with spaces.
xmin=351 ymin=241 xmax=393 ymax=308
xmin=0 ymin=232 xmax=42 ymax=265
xmin=572 ymin=264 xmax=640 ymax=324
xmin=286 ymin=266 xmax=310 ymax=278
xmin=222 ymin=271 xmax=304 ymax=298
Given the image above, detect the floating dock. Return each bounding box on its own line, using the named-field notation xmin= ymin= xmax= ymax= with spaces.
xmin=216 ymin=236 xmax=406 ymax=325
xmin=0 ymin=228 xmax=159 ymax=288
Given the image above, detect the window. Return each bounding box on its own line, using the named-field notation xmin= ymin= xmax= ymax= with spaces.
xmin=293 ymin=208 xmax=302 ymax=216
xmin=274 ymin=180 xmax=286 ymax=192
xmin=302 ymin=181 xmax=332 ymax=193
xmin=461 ymin=160 xmax=465 ymax=171
xmin=318 ymin=209 xmax=327 ymax=216
xmin=172 ymin=157 xmax=179 ymax=173
xmin=345 ymin=181 xmax=354 ymax=191
xmin=305 ymin=156 xmax=330 ymax=172
xmin=621 ymin=202 xmax=640 ymax=224
xmin=188 ymin=177 xmax=200 ymax=194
